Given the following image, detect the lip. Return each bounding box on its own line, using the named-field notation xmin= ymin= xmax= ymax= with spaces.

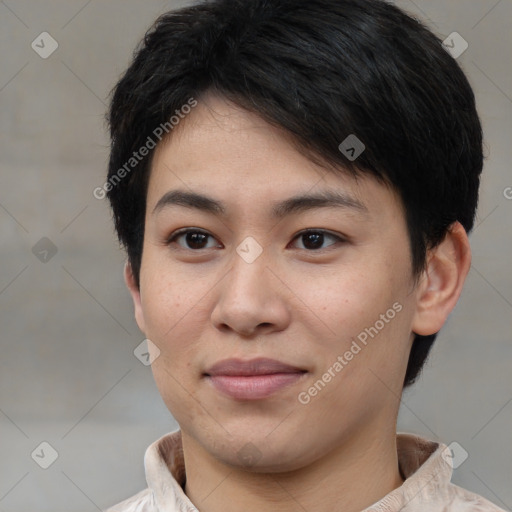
xmin=204 ymin=358 xmax=307 ymax=400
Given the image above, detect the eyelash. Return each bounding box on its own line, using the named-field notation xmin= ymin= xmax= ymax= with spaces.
xmin=165 ymin=228 xmax=346 ymax=252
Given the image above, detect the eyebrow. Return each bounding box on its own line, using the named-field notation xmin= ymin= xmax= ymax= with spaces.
xmin=152 ymin=188 xmax=368 ymax=218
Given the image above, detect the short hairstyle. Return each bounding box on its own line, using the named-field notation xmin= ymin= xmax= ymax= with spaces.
xmin=106 ymin=0 xmax=483 ymax=388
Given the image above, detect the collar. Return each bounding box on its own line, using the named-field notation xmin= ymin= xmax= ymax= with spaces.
xmin=143 ymin=430 xmax=451 ymax=512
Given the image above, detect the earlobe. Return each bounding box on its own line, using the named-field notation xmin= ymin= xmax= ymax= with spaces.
xmin=124 ymin=261 xmax=146 ymax=333
xmin=411 ymin=222 xmax=471 ymax=336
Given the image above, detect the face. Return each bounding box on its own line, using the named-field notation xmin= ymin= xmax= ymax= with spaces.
xmin=128 ymin=95 xmax=423 ymax=472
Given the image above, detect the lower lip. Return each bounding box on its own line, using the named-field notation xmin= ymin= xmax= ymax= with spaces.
xmin=207 ymin=373 xmax=306 ymax=400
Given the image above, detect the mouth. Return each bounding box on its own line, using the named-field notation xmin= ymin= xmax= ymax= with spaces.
xmin=204 ymin=358 xmax=308 ymax=400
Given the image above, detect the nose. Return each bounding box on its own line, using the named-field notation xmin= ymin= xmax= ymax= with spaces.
xmin=210 ymin=246 xmax=291 ymax=337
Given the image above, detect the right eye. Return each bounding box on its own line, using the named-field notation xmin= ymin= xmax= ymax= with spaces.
xmin=166 ymin=228 xmax=222 ymax=250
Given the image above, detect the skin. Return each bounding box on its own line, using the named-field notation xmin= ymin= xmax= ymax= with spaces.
xmin=125 ymin=94 xmax=471 ymax=512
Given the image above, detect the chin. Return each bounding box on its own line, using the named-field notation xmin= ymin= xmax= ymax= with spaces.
xmin=201 ymin=427 xmax=319 ymax=474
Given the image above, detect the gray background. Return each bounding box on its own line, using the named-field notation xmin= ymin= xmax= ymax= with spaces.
xmin=0 ymin=1 xmax=511 ymax=511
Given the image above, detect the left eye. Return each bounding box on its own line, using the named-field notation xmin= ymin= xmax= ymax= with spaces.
xmin=291 ymin=230 xmax=343 ymax=250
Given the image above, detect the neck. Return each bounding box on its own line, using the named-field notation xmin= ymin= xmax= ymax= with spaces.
xmin=182 ymin=424 xmax=404 ymax=512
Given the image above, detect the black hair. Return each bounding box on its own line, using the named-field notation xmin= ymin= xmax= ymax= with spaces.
xmin=106 ymin=0 xmax=483 ymax=388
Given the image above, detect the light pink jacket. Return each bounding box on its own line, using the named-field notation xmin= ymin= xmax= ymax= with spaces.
xmin=105 ymin=430 xmax=507 ymax=512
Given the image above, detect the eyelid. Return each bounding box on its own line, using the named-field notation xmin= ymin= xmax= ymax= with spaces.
xmin=166 ymin=226 xmax=208 ymax=241
xmin=292 ymin=228 xmax=346 ymax=241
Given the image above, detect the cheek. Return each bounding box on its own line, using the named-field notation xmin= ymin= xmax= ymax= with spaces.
xmin=294 ymin=259 xmax=413 ymax=373
xmin=139 ymin=254 xmax=211 ymax=342
xmin=293 ymin=266 xmax=395 ymax=336
xmin=150 ymin=356 xmax=208 ymax=431
xmin=141 ymin=268 xmax=209 ymax=419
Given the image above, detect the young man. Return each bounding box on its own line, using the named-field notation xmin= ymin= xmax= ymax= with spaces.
xmin=103 ymin=0 xmax=505 ymax=510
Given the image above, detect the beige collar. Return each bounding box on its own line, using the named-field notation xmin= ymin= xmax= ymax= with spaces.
xmin=143 ymin=430 xmax=451 ymax=512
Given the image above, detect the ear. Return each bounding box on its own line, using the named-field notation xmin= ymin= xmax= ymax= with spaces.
xmin=411 ymin=221 xmax=471 ymax=336
xmin=124 ymin=261 xmax=146 ymax=334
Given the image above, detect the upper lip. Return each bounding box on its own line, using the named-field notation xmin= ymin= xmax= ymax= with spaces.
xmin=204 ymin=358 xmax=306 ymax=377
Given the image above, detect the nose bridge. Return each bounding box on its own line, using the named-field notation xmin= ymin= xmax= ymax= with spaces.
xmin=227 ymin=238 xmax=272 ymax=302
xmin=211 ymin=239 xmax=289 ymax=335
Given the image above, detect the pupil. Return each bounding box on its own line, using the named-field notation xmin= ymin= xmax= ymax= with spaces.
xmin=187 ymin=232 xmax=207 ymax=249
xmin=304 ymin=232 xmax=323 ymax=249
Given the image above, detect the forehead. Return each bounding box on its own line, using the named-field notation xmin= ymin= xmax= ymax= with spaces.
xmin=151 ymin=95 xmax=329 ymax=180
xmin=147 ymin=95 xmax=402 ymax=221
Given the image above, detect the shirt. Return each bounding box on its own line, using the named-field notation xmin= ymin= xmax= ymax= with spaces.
xmin=104 ymin=430 xmax=507 ymax=512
